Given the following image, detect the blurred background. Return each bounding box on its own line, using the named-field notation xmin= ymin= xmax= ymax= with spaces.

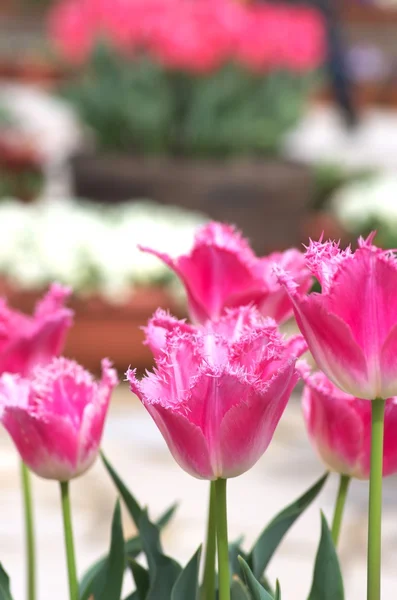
xmin=1 ymin=1 xmax=397 ymax=598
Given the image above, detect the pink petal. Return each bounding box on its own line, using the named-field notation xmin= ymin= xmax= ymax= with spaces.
xmin=219 ymin=361 xmax=298 ymax=478
xmin=380 ymin=324 xmax=397 ymax=398
xmin=382 ymin=399 xmax=397 ymax=477
xmin=144 ymin=403 xmax=214 ymax=479
xmin=302 ymin=374 xmax=367 ymax=478
xmin=291 ymin=293 xmax=371 ymax=398
xmin=143 ymin=309 xmax=195 ymax=359
xmin=1 ymin=407 xmax=79 ymax=480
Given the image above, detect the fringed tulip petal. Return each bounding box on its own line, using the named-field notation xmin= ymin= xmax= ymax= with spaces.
xmin=129 ymin=306 xmax=304 ymax=480
xmin=140 ymin=222 xmax=312 ymax=324
xmin=302 ymin=370 xmax=397 ymax=479
xmin=0 ymin=358 xmax=117 ymax=480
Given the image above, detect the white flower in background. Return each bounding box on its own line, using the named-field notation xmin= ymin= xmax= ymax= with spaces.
xmin=330 ymin=174 xmax=397 ymax=233
xmin=0 ymin=198 xmax=207 ymax=303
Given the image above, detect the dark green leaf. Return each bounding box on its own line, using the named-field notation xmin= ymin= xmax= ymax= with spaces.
xmin=80 ymin=536 xmax=141 ymax=600
xmin=231 ymin=576 xmax=251 ymax=600
xmin=129 ymin=560 xmax=150 ymax=600
xmin=274 ymin=580 xmax=281 ymax=600
xmin=123 ymin=594 xmax=139 ymax=600
xmin=139 ymin=510 xmax=182 ymax=600
xmin=229 ymin=541 xmax=248 ymax=577
xmin=101 ymin=452 xmax=142 ymax=526
xmin=250 ymin=473 xmax=328 ymax=578
xmin=307 ymin=513 xmax=344 ymax=600
xmin=238 ymin=557 xmax=274 ymax=600
xmin=171 ymin=546 xmax=201 ymax=600
xmin=89 ymin=501 xmax=126 ymax=600
xmin=0 ymin=564 xmax=13 ymax=600
xmin=156 ymin=503 xmax=178 ymax=530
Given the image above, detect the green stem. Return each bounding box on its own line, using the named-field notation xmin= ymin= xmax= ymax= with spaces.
xmin=60 ymin=481 xmax=78 ymax=600
xmin=202 ymin=481 xmax=217 ymax=600
xmin=367 ymin=398 xmax=386 ymax=600
xmin=331 ymin=474 xmax=351 ymax=547
xmin=21 ymin=462 xmax=36 ymax=600
xmin=215 ymin=479 xmax=230 ymax=600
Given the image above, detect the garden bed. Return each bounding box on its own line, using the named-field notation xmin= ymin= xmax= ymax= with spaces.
xmin=71 ymin=154 xmax=313 ymax=254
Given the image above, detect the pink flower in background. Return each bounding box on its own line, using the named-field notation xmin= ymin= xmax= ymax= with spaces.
xmin=128 ymin=306 xmax=306 ymax=480
xmin=302 ymin=369 xmax=397 ymax=479
xmin=140 ymin=222 xmax=312 ymax=325
xmin=277 ymin=234 xmax=397 ymax=400
xmin=0 ymin=284 xmax=73 ymax=377
xmin=48 ymin=0 xmax=325 ymax=73
xmin=0 ymin=358 xmax=118 ymax=480
xmin=236 ymin=5 xmax=325 ymax=72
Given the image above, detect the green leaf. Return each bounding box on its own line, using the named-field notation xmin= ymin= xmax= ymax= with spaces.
xmin=229 ymin=541 xmax=248 ymax=577
xmin=238 ymin=557 xmax=274 ymax=600
xmin=0 ymin=564 xmax=13 ymax=600
xmin=307 ymin=513 xmax=344 ymax=600
xmin=88 ymin=501 xmax=126 ymax=600
xmin=80 ymin=536 xmax=141 ymax=599
xmin=129 ymin=560 xmax=150 ymax=600
xmin=101 ymin=452 xmax=142 ymax=526
xmin=171 ymin=546 xmax=201 ymax=600
xmin=274 ymin=580 xmax=281 ymax=600
xmin=139 ymin=510 xmax=182 ymax=600
xmin=250 ymin=473 xmax=328 ymax=579
xmin=156 ymin=503 xmax=178 ymax=530
xmin=231 ymin=576 xmax=251 ymax=600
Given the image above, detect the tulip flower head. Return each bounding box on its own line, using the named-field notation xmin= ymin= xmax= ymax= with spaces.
xmin=140 ymin=221 xmax=312 ymax=325
xmin=277 ymin=234 xmax=397 ymax=400
xmin=0 ymin=283 xmax=73 ymax=376
xmin=128 ymin=306 xmax=306 ymax=480
xmin=0 ymin=358 xmax=118 ymax=481
xmin=302 ymin=369 xmax=397 ymax=479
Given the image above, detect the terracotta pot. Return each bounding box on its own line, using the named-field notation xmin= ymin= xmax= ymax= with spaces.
xmin=0 ymin=282 xmax=184 ymax=373
xmin=70 ymin=154 xmax=314 ymax=255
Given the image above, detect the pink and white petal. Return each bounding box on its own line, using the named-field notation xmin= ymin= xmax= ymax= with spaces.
xmin=382 ymin=399 xmax=397 ymax=477
xmin=327 ymin=247 xmax=397 ymax=358
xmin=302 ymin=381 xmax=367 ymax=477
xmin=380 ymin=324 xmax=397 ymax=398
xmin=0 ymin=373 xmax=30 ymax=417
xmin=1 ymin=407 xmax=79 ymax=479
xmin=291 ymin=294 xmax=372 ymax=398
xmin=218 ymin=361 xmax=298 ymax=478
xmin=143 ymin=309 xmax=195 ymax=359
xmin=145 ymin=403 xmax=214 ymax=479
xmin=34 ymin=283 xmax=72 ymax=319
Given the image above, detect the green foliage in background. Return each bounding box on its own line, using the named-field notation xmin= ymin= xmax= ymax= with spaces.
xmin=61 ymin=44 xmax=317 ymax=156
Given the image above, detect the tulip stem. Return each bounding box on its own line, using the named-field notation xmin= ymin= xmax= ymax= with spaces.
xmin=21 ymin=462 xmax=36 ymax=600
xmin=202 ymin=481 xmax=217 ymax=600
xmin=331 ymin=474 xmax=351 ymax=547
xmin=60 ymin=481 xmax=78 ymax=600
xmin=215 ymin=478 xmax=230 ymax=600
xmin=367 ymin=397 xmax=386 ymax=600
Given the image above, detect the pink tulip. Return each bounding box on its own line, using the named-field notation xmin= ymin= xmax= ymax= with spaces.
xmin=0 ymin=358 xmax=118 ymax=480
xmin=302 ymin=369 xmax=397 ymax=479
xmin=140 ymin=222 xmax=312 ymax=325
xmin=128 ymin=306 xmax=306 ymax=479
xmin=0 ymin=284 xmax=73 ymax=377
xmin=277 ymin=235 xmax=397 ymax=400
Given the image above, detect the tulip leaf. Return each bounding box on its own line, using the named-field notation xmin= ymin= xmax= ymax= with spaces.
xmin=80 ymin=535 xmax=141 ymax=599
xmin=231 ymin=576 xmax=251 ymax=600
xmin=307 ymin=513 xmax=344 ymax=600
xmin=87 ymin=501 xmax=126 ymax=600
xmin=171 ymin=546 xmax=201 ymax=600
xmin=129 ymin=560 xmax=150 ymax=600
xmin=0 ymin=564 xmax=14 ymax=600
xmin=249 ymin=473 xmax=328 ymax=579
xmin=101 ymin=452 xmax=177 ymax=530
xmin=229 ymin=541 xmax=249 ymax=577
xmin=238 ymin=557 xmax=274 ymax=600
xmin=79 ymin=498 xmax=176 ymax=598
xmin=274 ymin=580 xmax=281 ymax=600
xmin=101 ymin=452 xmax=142 ymax=526
xmin=139 ymin=510 xmax=182 ymax=599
